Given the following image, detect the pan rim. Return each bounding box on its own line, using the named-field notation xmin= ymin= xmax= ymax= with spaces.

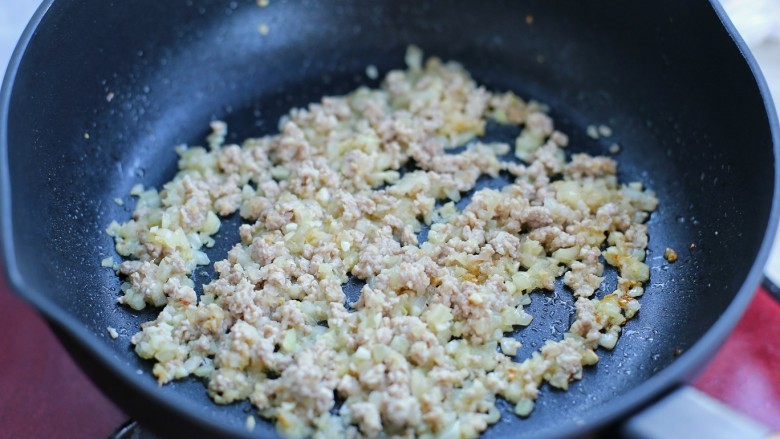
xmin=0 ymin=0 xmax=778 ymax=437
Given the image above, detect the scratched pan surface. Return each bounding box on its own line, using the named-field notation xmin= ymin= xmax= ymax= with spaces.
xmin=1 ymin=0 xmax=778 ymax=438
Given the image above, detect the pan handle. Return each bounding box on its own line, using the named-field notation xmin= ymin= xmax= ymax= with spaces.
xmin=621 ymin=386 xmax=774 ymax=439
xmin=763 ymin=276 xmax=780 ymax=303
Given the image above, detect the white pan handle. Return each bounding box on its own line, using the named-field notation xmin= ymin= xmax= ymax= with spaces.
xmin=622 ymin=387 xmax=774 ymax=439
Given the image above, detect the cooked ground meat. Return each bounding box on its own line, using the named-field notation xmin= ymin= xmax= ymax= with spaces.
xmin=106 ymin=46 xmax=658 ymax=438
xmin=665 ymin=247 xmax=678 ymax=263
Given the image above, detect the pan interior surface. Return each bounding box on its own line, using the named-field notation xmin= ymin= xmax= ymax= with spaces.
xmin=2 ymin=0 xmax=775 ymax=438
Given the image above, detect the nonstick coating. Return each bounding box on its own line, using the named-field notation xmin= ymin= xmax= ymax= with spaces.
xmin=1 ymin=0 xmax=777 ymax=438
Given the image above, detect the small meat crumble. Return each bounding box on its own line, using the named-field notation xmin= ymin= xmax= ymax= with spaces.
xmin=246 ymin=415 xmax=257 ymax=432
xmin=106 ymin=46 xmax=658 ymax=438
xmin=597 ymin=124 xmax=612 ymax=138
xmin=586 ymin=124 xmax=599 ymax=139
xmin=365 ymin=65 xmax=379 ymax=80
xmin=664 ymin=247 xmax=678 ymax=263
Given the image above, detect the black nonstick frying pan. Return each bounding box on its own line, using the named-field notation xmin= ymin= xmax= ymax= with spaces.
xmin=2 ymin=0 xmax=778 ymax=438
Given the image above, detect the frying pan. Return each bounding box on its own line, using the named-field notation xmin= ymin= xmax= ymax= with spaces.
xmin=1 ymin=0 xmax=778 ymax=438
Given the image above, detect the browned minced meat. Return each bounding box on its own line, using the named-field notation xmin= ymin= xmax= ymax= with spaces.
xmin=107 ymin=47 xmax=658 ymax=438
